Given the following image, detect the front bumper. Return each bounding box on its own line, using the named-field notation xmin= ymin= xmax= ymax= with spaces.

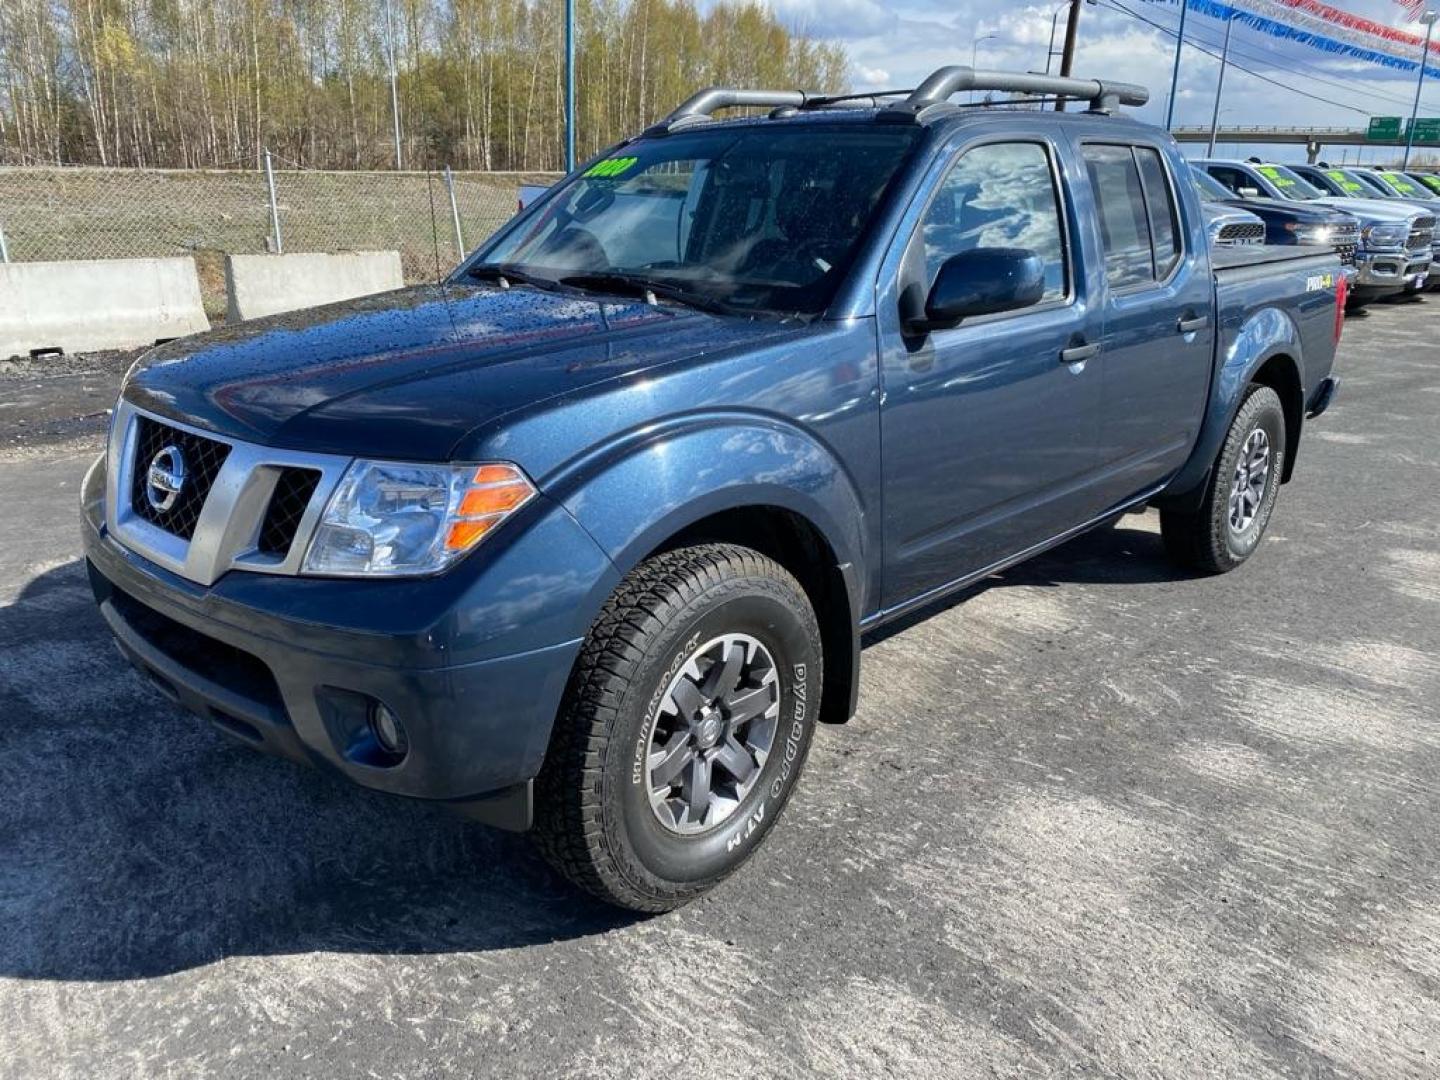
xmin=82 ymin=455 xmax=616 ymax=829
xmin=1352 ymin=250 xmax=1431 ymax=294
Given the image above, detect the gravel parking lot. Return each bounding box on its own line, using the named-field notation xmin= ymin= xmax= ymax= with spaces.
xmin=1 ymin=299 xmax=1437 ymax=1079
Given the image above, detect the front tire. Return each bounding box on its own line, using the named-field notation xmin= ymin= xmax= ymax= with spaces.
xmin=1161 ymin=384 xmax=1286 ymax=574
xmin=534 ymin=544 xmax=822 ymax=912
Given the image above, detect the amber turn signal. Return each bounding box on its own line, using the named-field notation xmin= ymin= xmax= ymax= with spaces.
xmin=442 ymin=463 xmax=535 ymax=553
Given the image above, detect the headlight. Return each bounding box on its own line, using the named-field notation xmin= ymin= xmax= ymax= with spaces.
xmin=1363 ymin=224 xmax=1407 ymax=249
xmin=1286 ymin=223 xmax=1334 ymax=245
xmin=302 ymin=460 xmax=536 ymax=577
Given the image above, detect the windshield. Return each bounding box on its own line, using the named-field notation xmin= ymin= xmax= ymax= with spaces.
xmin=1377 ymin=171 xmax=1436 ymax=200
xmin=1190 ymin=167 xmax=1236 ymax=202
xmin=1254 ymin=164 xmax=1325 ymax=201
xmin=1351 ymin=171 xmax=1396 ymax=198
xmin=1313 ymin=168 xmax=1372 ymax=197
xmin=1415 ymin=173 xmax=1440 ymax=196
xmin=471 ymin=124 xmax=922 ymax=317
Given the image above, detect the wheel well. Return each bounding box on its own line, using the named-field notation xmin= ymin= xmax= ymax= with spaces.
xmin=1251 ymin=353 xmax=1303 ymax=482
xmin=661 ymin=506 xmax=858 ymax=726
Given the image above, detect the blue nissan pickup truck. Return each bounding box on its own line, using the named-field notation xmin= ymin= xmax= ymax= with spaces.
xmin=82 ymin=67 xmax=1344 ymax=911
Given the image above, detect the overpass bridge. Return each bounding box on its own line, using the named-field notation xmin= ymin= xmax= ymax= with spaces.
xmin=1170 ymin=126 xmax=1426 ymax=163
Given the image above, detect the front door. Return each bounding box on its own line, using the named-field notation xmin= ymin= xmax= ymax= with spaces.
xmin=878 ymin=138 xmax=1106 ymax=609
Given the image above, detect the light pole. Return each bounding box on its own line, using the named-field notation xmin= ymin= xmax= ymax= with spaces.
xmin=1403 ymin=10 xmax=1437 ymax=170
xmin=1165 ymin=0 xmax=1191 ymax=129
xmin=1045 ymin=1 xmax=1070 ymax=75
xmin=384 ymin=0 xmax=402 ymax=169
xmin=1207 ymin=14 xmax=1238 ymax=157
xmin=564 ymin=0 xmax=576 ymax=172
xmin=970 ymin=32 xmax=998 ymax=101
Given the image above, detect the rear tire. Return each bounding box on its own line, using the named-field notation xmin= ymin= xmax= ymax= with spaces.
xmin=533 ymin=543 xmax=822 ymax=912
xmin=1161 ymin=385 xmax=1286 ymax=574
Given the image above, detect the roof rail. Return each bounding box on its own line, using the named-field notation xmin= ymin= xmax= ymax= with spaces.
xmin=647 ymin=87 xmax=814 ymax=134
xmin=880 ymin=65 xmax=1148 ymax=121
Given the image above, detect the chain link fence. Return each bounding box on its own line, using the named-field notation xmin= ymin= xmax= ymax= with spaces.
xmin=0 ymin=159 xmax=560 ymax=319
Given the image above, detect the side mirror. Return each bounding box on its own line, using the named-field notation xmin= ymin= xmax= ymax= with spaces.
xmin=1238 ymin=186 xmax=1262 ymax=199
xmin=909 ymin=248 xmax=1046 ymax=332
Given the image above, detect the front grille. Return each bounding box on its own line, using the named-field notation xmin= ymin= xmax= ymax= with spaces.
xmin=129 ymin=417 xmax=232 ymax=540
xmin=1333 ymin=223 xmax=1359 ymax=266
xmin=1410 ymin=217 xmax=1436 ymax=253
xmin=257 ymin=468 xmax=321 ymax=556
xmin=1217 ymin=222 xmax=1265 ymax=246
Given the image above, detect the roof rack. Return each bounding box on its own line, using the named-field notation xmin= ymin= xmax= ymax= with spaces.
xmin=644 ymin=64 xmax=1149 ymax=136
xmin=647 ymin=88 xmax=815 ymax=134
xmin=882 ymin=66 xmax=1148 ymax=121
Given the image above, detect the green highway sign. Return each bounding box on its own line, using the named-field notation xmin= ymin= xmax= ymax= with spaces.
xmin=1409 ymin=118 xmax=1440 ymax=145
xmin=1368 ymin=116 xmax=1403 ymax=141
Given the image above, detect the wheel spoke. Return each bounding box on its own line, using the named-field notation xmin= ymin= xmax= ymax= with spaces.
xmin=725 ymin=684 xmax=776 ymax=727
xmin=714 ymin=736 xmax=756 ymax=783
xmin=683 ymin=754 xmax=713 ymax=822
xmin=668 ymin=677 xmax=705 ymax=722
xmin=704 ymin=640 xmax=744 ymax=700
xmin=648 ymin=732 xmax=691 ymax=789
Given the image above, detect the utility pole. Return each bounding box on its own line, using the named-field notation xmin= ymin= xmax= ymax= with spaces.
xmin=1206 ymin=14 xmax=1236 ymax=157
xmin=1403 ymin=10 xmax=1437 ymax=170
xmin=1165 ymin=0 xmax=1191 ymax=129
xmin=564 ymin=0 xmax=576 ymax=173
xmin=1053 ymin=0 xmax=1084 ymax=110
xmin=384 ymin=0 xmax=402 ymax=169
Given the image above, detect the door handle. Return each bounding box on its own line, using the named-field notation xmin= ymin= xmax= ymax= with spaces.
xmin=1060 ymin=342 xmax=1102 ymax=365
xmin=1177 ymin=314 xmax=1209 ymax=334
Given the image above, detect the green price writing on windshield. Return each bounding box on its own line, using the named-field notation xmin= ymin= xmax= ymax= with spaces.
xmin=1258 ymin=165 xmax=1295 ymax=187
xmin=1325 ymin=170 xmax=1364 ymax=193
xmin=584 ymin=156 xmax=638 ymax=178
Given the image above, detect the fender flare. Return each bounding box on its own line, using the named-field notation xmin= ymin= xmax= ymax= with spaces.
xmin=545 ymin=411 xmax=870 ymax=722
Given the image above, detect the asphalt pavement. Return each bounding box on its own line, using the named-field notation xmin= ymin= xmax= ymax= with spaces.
xmin=1 ymin=300 xmax=1437 ymax=1078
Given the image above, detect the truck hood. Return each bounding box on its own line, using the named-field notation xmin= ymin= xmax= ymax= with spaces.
xmin=1311 ymin=197 xmax=1422 ymax=223
xmin=123 ymin=283 xmax=801 ymax=460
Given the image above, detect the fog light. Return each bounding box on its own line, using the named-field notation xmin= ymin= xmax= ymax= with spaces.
xmin=369 ymin=702 xmax=408 ymax=757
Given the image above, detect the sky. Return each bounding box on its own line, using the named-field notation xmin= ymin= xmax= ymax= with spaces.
xmin=737 ymin=0 xmax=1440 ymax=166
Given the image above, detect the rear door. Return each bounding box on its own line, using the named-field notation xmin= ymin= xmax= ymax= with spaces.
xmin=876 ymin=134 xmax=1107 ymax=608
xmin=1079 ymin=142 xmax=1215 ymax=501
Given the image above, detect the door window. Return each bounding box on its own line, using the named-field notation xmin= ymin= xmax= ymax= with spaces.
xmin=918 ymin=141 xmax=1069 ymax=304
xmin=1205 ymin=165 xmax=1262 ymax=199
xmin=1083 ymin=144 xmax=1184 ymax=288
xmin=1136 ymin=148 xmax=1182 ymax=279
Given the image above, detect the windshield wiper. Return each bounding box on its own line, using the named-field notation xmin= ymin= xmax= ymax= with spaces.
xmin=558 ymin=272 xmax=740 ymax=317
xmin=465 ymin=262 xmax=560 ymax=292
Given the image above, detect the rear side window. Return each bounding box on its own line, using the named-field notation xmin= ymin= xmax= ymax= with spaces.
xmin=1136 ymin=148 xmax=1181 ymax=279
xmin=1083 ymin=145 xmax=1153 ymax=287
xmin=919 ymin=141 xmax=1069 ymax=303
xmin=1083 ymin=144 xmax=1184 ymax=289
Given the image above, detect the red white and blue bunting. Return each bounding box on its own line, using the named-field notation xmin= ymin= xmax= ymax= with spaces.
xmin=1146 ymin=0 xmax=1440 ymax=79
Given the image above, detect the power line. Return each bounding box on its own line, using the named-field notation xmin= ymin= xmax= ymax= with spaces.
xmin=1176 ymin=13 xmax=1439 ymax=112
xmin=1097 ymin=0 xmax=1440 ymax=117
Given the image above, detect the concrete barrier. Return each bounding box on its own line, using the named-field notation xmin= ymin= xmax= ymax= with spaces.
xmin=225 ymin=251 xmax=404 ymax=322
xmin=0 ymin=257 xmax=208 ymax=359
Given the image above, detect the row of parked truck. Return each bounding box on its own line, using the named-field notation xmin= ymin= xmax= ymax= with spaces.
xmin=1193 ymin=158 xmax=1439 ymax=306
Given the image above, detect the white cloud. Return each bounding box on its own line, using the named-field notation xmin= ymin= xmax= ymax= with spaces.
xmin=712 ymin=0 xmax=1440 ymax=165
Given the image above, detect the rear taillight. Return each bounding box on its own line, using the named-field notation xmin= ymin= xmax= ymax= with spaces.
xmin=1335 ymin=274 xmax=1348 ymax=344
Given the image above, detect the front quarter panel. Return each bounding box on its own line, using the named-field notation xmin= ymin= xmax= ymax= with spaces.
xmin=456 ymin=320 xmax=882 ymax=617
